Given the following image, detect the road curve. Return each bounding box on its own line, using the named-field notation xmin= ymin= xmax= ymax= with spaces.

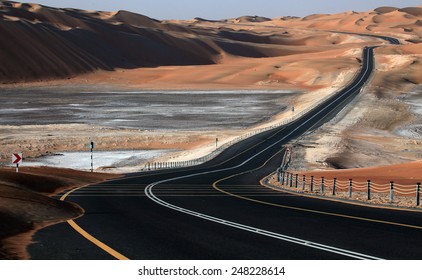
xmin=30 ymin=38 xmax=422 ymax=260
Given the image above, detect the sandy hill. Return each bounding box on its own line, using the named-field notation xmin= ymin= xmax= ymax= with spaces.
xmin=0 ymin=0 xmax=388 ymax=84
xmin=0 ymin=1 xmax=420 ymax=84
xmin=235 ymin=15 xmax=272 ymax=23
xmin=0 ymin=1 xmax=222 ymax=82
xmin=273 ymin=6 xmax=422 ymax=43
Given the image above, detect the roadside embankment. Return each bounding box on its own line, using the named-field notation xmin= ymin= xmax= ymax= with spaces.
xmin=263 ymin=161 xmax=422 ymax=210
xmin=0 ymin=167 xmax=119 ymax=259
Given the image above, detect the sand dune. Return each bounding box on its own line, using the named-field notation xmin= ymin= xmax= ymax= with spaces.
xmin=110 ymin=10 xmax=162 ymax=28
xmin=235 ymin=15 xmax=272 ymax=23
xmin=0 ymin=1 xmax=225 ymax=82
xmin=273 ymin=6 xmax=422 ymax=43
xmin=1 ymin=1 xmax=422 ymax=259
xmin=0 ymin=166 xmax=118 ymax=259
xmin=0 ymin=0 xmax=390 ymax=84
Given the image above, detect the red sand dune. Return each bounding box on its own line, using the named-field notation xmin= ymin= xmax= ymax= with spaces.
xmin=273 ymin=6 xmax=422 ymax=43
xmin=0 ymin=0 xmax=336 ymax=83
xmin=295 ymin=161 xmax=422 ymax=186
xmin=2 ymin=1 xmax=414 ymax=84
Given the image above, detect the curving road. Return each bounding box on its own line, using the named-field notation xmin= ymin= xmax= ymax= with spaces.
xmin=30 ymin=39 xmax=422 ymax=260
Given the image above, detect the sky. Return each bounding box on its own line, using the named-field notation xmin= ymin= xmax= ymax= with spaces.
xmin=30 ymin=0 xmax=422 ymax=20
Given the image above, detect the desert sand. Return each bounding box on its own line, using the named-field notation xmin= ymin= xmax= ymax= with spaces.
xmin=266 ymin=161 xmax=422 ymax=209
xmin=0 ymin=166 xmax=119 ymax=259
xmin=1 ymin=1 xmax=422 ymax=259
xmin=0 ymin=0 xmax=384 ymax=171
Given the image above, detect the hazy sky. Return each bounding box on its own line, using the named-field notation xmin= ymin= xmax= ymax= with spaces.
xmin=32 ymin=0 xmax=422 ymax=20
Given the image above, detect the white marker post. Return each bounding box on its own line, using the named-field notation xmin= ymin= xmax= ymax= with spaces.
xmin=90 ymin=141 xmax=94 ymax=172
xmin=12 ymin=153 xmax=23 ymax=173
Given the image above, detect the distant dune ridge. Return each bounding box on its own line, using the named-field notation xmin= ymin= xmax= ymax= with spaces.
xmin=0 ymin=1 xmax=420 ymax=83
xmin=273 ymin=6 xmax=422 ymax=42
xmin=0 ymin=1 xmax=221 ymax=82
xmin=0 ymin=0 xmax=323 ymax=83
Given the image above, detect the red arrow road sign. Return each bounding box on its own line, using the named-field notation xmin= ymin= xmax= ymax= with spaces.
xmin=12 ymin=153 xmax=22 ymax=164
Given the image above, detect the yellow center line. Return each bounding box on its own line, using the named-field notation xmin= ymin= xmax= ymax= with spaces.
xmin=57 ymin=132 xmax=285 ymax=260
xmin=60 ymin=185 xmax=130 ymax=260
xmin=212 ymin=152 xmax=422 ymax=231
xmin=66 ymin=220 xmax=129 ymax=260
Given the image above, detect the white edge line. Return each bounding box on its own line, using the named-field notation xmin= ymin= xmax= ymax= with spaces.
xmin=144 ymin=47 xmax=383 ymax=260
xmin=145 ymin=182 xmax=381 ymax=260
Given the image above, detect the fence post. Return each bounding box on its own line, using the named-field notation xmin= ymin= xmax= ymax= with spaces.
xmin=367 ymin=180 xmax=371 ymax=200
xmin=333 ymin=178 xmax=337 ymax=196
xmin=281 ymin=171 xmax=285 ymax=185
xmin=302 ymin=175 xmax=306 ymax=191
xmin=295 ymin=174 xmax=298 ymax=189
xmin=310 ymin=176 xmax=314 ymax=192
xmin=390 ymin=181 xmax=394 ymax=203
xmin=290 ymin=173 xmax=293 ymax=188
xmin=349 ymin=179 xmax=353 ymax=198
xmin=321 ymin=177 xmax=325 ymax=194
xmin=417 ymin=183 xmax=421 ymax=207
xmin=286 ymin=172 xmax=290 ymax=186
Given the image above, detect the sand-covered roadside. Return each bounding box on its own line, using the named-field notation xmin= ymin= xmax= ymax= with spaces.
xmin=0 ymin=1 xmax=397 ymax=173
xmin=0 ymin=43 xmax=365 ymax=172
xmin=0 ymin=166 xmax=119 ymax=259
xmin=289 ymin=42 xmax=422 ymax=172
xmin=0 ymin=42 xmax=366 ymax=172
xmin=265 ymin=161 xmax=422 ymax=209
xmin=1 ymin=1 xmax=422 ymax=260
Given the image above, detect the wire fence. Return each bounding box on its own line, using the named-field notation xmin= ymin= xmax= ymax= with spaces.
xmin=271 ymin=170 xmax=421 ymax=208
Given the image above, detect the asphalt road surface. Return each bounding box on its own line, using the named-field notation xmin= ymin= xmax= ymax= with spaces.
xmin=30 ymin=41 xmax=422 ymax=260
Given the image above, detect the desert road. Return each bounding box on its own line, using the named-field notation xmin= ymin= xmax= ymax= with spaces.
xmin=30 ymin=41 xmax=422 ymax=260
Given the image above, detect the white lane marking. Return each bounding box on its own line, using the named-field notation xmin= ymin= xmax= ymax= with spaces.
xmin=144 ymin=48 xmax=381 ymax=260
xmin=145 ymin=183 xmax=382 ymax=260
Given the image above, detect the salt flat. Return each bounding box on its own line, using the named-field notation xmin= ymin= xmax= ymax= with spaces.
xmin=0 ymin=88 xmax=293 ymax=130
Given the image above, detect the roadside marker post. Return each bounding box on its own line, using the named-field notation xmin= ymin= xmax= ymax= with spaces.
xmin=333 ymin=178 xmax=337 ymax=196
xmin=89 ymin=141 xmax=94 ymax=172
xmin=349 ymin=179 xmax=353 ymax=198
xmin=310 ymin=176 xmax=314 ymax=192
xmin=278 ymin=169 xmax=282 ymax=184
xmin=390 ymin=182 xmax=394 ymax=203
xmin=417 ymin=183 xmax=421 ymax=207
xmin=289 ymin=173 xmax=293 ymax=188
xmin=367 ymin=180 xmax=371 ymax=200
xmin=12 ymin=153 xmax=23 ymax=173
